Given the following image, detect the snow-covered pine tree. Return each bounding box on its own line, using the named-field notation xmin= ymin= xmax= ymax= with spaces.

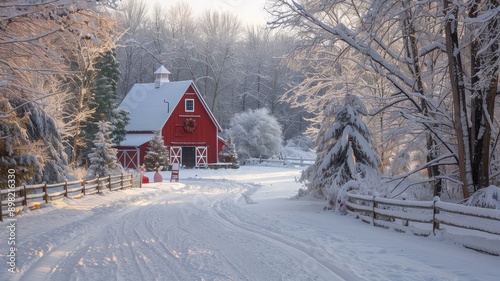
xmin=219 ymin=137 xmax=239 ymax=168
xmin=143 ymin=131 xmax=170 ymax=171
xmin=85 ymin=120 xmax=124 ymax=179
xmin=301 ymin=94 xmax=380 ymax=208
xmin=84 ymin=50 xmax=129 ymax=156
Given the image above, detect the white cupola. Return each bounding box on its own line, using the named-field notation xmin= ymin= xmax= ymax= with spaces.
xmin=154 ymin=65 xmax=171 ymax=88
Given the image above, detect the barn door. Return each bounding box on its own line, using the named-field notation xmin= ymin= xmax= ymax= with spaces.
xmin=196 ymin=147 xmax=208 ymax=167
xmin=117 ymin=149 xmax=139 ymax=170
xmin=170 ymin=147 xmax=182 ymax=164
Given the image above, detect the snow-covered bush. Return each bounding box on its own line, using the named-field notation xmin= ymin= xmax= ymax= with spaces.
xmin=300 ymin=94 xmax=382 ymax=209
xmin=229 ymin=108 xmax=283 ymax=160
xmin=143 ymin=131 xmax=169 ymax=171
xmin=281 ymin=136 xmax=316 ymax=159
xmin=85 ymin=121 xmax=124 ymax=179
xmin=463 ymin=186 xmax=500 ymax=209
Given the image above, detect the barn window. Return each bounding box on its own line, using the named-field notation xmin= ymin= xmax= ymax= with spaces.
xmin=185 ymin=99 xmax=194 ymax=112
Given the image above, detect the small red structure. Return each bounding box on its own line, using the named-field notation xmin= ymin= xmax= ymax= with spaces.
xmin=116 ymin=65 xmax=224 ymax=170
xmin=170 ymin=163 xmax=179 ymax=182
xmin=142 ymin=176 xmax=149 ymax=184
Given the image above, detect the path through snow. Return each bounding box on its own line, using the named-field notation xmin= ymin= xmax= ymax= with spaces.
xmin=1 ymin=166 xmax=498 ymax=280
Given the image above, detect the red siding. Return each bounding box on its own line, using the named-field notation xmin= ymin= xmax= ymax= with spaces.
xmin=138 ymin=142 xmax=149 ymax=166
xmin=162 ymin=86 xmax=219 ymax=164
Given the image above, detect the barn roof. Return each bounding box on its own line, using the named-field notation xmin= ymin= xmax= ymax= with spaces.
xmin=118 ymin=80 xmax=191 ymax=132
xmin=119 ymin=133 xmax=155 ymax=147
xmin=118 ymin=80 xmax=222 ymax=134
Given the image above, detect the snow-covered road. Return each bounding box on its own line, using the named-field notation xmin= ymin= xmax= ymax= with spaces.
xmin=1 ymin=166 xmax=498 ymax=280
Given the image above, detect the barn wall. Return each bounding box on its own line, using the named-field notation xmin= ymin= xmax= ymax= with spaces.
xmin=162 ymin=86 xmax=219 ymax=163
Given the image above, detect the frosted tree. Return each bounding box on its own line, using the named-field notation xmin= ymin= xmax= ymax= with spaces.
xmin=230 ymin=108 xmax=283 ymax=160
xmin=301 ymin=94 xmax=380 ymax=207
xmin=268 ymin=0 xmax=500 ymax=199
xmin=0 ymin=0 xmax=120 ymax=184
xmin=143 ymin=131 xmax=169 ymax=171
xmin=61 ymin=16 xmax=121 ymax=166
xmin=219 ymin=137 xmax=239 ymax=168
xmin=85 ymin=120 xmax=124 ymax=179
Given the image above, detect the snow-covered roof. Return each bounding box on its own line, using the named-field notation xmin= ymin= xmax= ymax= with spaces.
xmin=118 ymin=133 xmax=155 ymax=147
xmin=154 ymin=65 xmax=171 ymax=75
xmin=118 ymin=81 xmax=192 ymax=132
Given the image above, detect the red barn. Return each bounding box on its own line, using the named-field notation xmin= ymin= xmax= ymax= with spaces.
xmin=116 ymin=65 xmax=223 ymax=169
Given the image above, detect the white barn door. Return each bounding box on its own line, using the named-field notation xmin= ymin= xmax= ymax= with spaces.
xmin=196 ymin=147 xmax=208 ymax=167
xmin=170 ymin=147 xmax=182 ymax=164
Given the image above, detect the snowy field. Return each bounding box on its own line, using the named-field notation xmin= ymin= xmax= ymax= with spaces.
xmin=1 ymin=165 xmax=499 ymax=281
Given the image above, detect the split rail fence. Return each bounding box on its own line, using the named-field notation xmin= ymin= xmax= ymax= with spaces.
xmin=346 ymin=192 xmax=500 ymax=255
xmin=1 ymin=173 xmax=134 ymax=222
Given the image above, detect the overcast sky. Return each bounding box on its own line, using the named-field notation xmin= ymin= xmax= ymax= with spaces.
xmin=156 ymin=0 xmax=269 ymax=26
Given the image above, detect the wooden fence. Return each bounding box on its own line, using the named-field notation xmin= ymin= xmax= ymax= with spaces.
xmin=0 ymin=173 xmax=134 ymax=222
xmin=346 ymin=192 xmax=500 ymax=255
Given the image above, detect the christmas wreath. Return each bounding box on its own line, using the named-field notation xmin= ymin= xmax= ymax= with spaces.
xmin=184 ymin=118 xmax=196 ymax=133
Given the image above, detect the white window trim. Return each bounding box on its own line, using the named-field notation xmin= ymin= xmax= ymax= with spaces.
xmin=185 ymin=99 xmax=195 ymax=112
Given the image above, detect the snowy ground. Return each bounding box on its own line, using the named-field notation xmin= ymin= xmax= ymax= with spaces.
xmin=1 ymin=165 xmax=498 ymax=281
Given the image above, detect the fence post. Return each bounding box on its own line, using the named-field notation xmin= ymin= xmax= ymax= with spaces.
xmin=64 ymin=181 xmax=68 ymax=198
xmin=43 ymin=183 xmax=48 ymax=203
xmin=402 ymin=196 xmax=409 ymax=227
xmin=372 ymin=195 xmax=378 ymax=225
xmin=82 ymin=179 xmax=86 ymax=196
xmin=300 ymin=157 xmax=304 ymax=166
xmin=108 ymin=175 xmax=112 ymax=190
xmin=0 ymin=191 xmax=3 ymax=222
xmin=97 ymin=177 xmax=100 ymax=194
xmin=432 ymin=196 xmax=440 ymax=235
xmin=130 ymin=173 xmax=133 ymax=189
xmin=120 ymin=173 xmax=124 ymax=189
xmin=23 ymin=185 xmax=27 ymax=206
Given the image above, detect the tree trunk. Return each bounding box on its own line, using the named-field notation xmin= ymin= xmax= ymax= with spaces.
xmin=443 ymin=0 xmax=472 ymax=198
xmin=469 ymin=0 xmax=499 ymax=191
xmin=402 ymin=0 xmax=442 ymax=196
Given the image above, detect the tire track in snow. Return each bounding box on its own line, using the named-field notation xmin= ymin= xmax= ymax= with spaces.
xmin=209 ymin=198 xmax=355 ymax=280
xmin=17 ymin=195 xmax=163 ymax=281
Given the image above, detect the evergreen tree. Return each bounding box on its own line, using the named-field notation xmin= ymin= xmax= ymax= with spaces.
xmin=301 ymin=94 xmax=380 ymax=207
xmin=143 ymin=131 xmax=170 ymax=171
xmin=85 ymin=120 xmax=124 ymax=179
xmin=84 ymin=50 xmax=129 ymax=159
xmin=1 ymin=98 xmax=72 ymax=185
xmin=219 ymin=137 xmax=239 ymax=168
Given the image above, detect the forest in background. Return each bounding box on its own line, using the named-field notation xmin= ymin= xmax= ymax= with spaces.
xmin=1 ymin=0 xmax=499 ymax=207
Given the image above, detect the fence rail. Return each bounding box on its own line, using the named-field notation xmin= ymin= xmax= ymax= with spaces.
xmin=246 ymin=157 xmax=315 ymax=166
xmin=346 ymin=192 xmax=500 ymax=255
xmin=1 ymin=173 xmax=134 ymax=222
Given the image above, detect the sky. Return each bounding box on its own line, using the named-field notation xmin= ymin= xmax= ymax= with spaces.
xmin=154 ymin=0 xmax=269 ymax=26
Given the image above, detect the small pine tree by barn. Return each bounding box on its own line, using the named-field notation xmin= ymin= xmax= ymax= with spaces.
xmin=143 ymin=131 xmax=169 ymax=171
xmin=219 ymin=137 xmax=239 ymax=168
xmin=301 ymin=94 xmax=380 ymax=207
xmin=85 ymin=120 xmax=124 ymax=179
